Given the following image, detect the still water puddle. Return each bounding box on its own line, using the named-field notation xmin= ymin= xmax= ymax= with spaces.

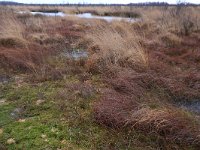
xmin=62 ymin=49 xmax=88 ymax=60
xmin=31 ymin=11 xmax=65 ymax=17
xmin=18 ymin=11 xmax=136 ymax=22
xmin=75 ymin=13 xmax=135 ymax=22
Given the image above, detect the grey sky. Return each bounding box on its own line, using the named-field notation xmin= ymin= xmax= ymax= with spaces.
xmin=1 ymin=0 xmax=200 ymax=4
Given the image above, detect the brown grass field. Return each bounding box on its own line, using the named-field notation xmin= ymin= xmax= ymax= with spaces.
xmin=0 ymin=5 xmax=200 ymax=150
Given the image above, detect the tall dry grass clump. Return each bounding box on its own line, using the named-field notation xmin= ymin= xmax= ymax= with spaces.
xmin=86 ymin=21 xmax=148 ymax=72
xmin=0 ymin=7 xmax=24 ymax=41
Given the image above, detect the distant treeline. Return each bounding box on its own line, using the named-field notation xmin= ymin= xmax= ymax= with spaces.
xmin=0 ymin=1 xmax=199 ymax=6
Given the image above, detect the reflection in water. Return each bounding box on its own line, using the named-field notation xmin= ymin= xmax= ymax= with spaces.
xmin=30 ymin=11 xmax=65 ymax=17
xmin=18 ymin=11 xmax=65 ymax=17
xmin=75 ymin=13 xmax=135 ymax=22
xmin=18 ymin=11 xmax=136 ymax=22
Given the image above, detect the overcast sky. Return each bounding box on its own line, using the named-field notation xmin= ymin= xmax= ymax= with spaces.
xmin=1 ymin=0 xmax=199 ymax=4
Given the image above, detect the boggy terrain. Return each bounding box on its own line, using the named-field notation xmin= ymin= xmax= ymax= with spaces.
xmin=0 ymin=5 xmax=200 ymax=150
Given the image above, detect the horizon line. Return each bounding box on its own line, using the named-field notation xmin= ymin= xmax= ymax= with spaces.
xmin=0 ymin=1 xmax=199 ymax=5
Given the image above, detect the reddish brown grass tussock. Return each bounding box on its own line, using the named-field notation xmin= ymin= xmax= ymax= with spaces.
xmin=94 ymin=88 xmax=200 ymax=146
xmin=94 ymin=88 xmax=138 ymax=128
xmin=94 ymin=91 xmax=200 ymax=145
xmin=94 ymin=65 xmax=200 ymax=146
xmin=0 ymin=45 xmax=48 ymax=71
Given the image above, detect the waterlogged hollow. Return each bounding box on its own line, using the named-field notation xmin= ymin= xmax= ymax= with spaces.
xmin=0 ymin=75 xmax=11 ymax=84
xmin=10 ymin=108 xmax=24 ymax=120
xmin=179 ymin=100 xmax=200 ymax=115
xmin=62 ymin=49 xmax=88 ymax=60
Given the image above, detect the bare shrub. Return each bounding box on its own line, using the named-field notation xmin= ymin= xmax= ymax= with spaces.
xmin=171 ymin=6 xmax=197 ymax=35
xmin=159 ymin=6 xmax=199 ymax=35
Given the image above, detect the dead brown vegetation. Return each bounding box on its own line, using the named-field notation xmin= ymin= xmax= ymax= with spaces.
xmin=94 ymin=68 xmax=200 ymax=147
xmin=0 ymin=7 xmax=85 ymax=73
xmin=1 ymin=5 xmax=200 ymax=149
xmin=84 ymin=7 xmax=200 ymax=148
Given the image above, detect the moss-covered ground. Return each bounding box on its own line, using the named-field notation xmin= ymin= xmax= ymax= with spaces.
xmin=0 ymin=75 xmax=158 ymax=150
